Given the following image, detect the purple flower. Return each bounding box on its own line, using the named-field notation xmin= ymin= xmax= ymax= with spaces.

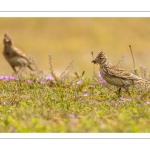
xmin=127 ymin=98 xmax=132 ymax=101
xmin=98 ymin=71 xmax=105 ymax=84
xmin=68 ymin=122 xmax=74 ymax=127
xmin=76 ymin=80 xmax=82 ymax=85
xmin=84 ymin=93 xmax=89 ymax=97
xmin=147 ymin=101 xmax=150 ymax=105
xmin=9 ymin=76 xmax=15 ymax=80
xmin=10 ymin=126 xmax=15 ymax=132
xmin=98 ymin=71 xmax=102 ymax=78
xmin=69 ymin=114 xmax=75 ymax=118
xmin=15 ymin=77 xmax=20 ymax=81
xmin=0 ymin=75 xmax=16 ymax=81
xmin=99 ymin=79 xmax=104 ymax=83
xmin=91 ymin=85 xmax=95 ymax=88
xmin=5 ymin=76 xmax=11 ymax=81
xmin=120 ymin=97 xmax=132 ymax=101
xmin=0 ymin=75 xmax=6 ymax=80
xmin=82 ymin=89 xmax=89 ymax=97
xmin=120 ymin=97 xmax=126 ymax=101
xmin=40 ymin=80 xmax=46 ymax=85
xmin=46 ymin=76 xmax=54 ymax=81
xmin=27 ymin=80 xmax=32 ymax=84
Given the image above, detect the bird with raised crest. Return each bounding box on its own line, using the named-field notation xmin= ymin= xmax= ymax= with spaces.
xmin=92 ymin=51 xmax=150 ymax=94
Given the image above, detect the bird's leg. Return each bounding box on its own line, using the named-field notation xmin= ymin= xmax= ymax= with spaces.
xmin=124 ymin=86 xmax=131 ymax=95
xmin=117 ymin=87 xmax=122 ymax=95
xmin=19 ymin=66 xmax=23 ymax=70
xmin=11 ymin=66 xmax=17 ymax=73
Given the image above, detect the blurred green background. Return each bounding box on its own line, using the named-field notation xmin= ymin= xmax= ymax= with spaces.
xmin=0 ymin=18 xmax=150 ymax=76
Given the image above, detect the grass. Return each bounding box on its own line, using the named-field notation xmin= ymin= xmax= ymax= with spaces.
xmin=0 ymin=53 xmax=150 ymax=133
xmin=1 ymin=18 xmax=150 ymax=132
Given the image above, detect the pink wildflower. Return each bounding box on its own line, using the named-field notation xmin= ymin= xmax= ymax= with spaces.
xmin=69 ymin=114 xmax=75 ymax=118
xmin=98 ymin=71 xmax=105 ymax=84
xmin=68 ymin=122 xmax=74 ymax=127
xmin=91 ymin=84 xmax=95 ymax=88
xmin=46 ymin=76 xmax=54 ymax=81
xmin=120 ymin=97 xmax=126 ymax=101
xmin=120 ymin=97 xmax=132 ymax=101
xmin=76 ymin=80 xmax=82 ymax=85
xmin=84 ymin=93 xmax=89 ymax=97
xmin=27 ymin=80 xmax=32 ymax=84
xmin=40 ymin=80 xmax=46 ymax=85
xmin=147 ymin=101 xmax=150 ymax=105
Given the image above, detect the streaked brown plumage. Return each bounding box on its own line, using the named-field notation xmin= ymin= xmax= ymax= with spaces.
xmin=92 ymin=51 xmax=150 ymax=93
xmin=3 ymin=33 xmax=35 ymax=73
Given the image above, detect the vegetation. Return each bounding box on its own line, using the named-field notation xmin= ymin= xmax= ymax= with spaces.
xmin=0 ymin=52 xmax=150 ymax=132
xmin=0 ymin=18 xmax=150 ymax=132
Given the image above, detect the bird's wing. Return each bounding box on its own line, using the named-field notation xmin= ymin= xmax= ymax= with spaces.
xmin=11 ymin=46 xmax=29 ymax=61
xmin=107 ymin=65 xmax=141 ymax=80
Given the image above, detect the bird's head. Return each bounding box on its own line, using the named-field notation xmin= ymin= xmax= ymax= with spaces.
xmin=3 ymin=33 xmax=12 ymax=46
xmin=92 ymin=51 xmax=108 ymax=66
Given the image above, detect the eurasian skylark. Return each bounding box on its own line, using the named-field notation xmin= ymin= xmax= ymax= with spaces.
xmin=3 ymin=33 xmax=35 ymax=73
xmin=92 ymin=51 xmax=150 ymax=93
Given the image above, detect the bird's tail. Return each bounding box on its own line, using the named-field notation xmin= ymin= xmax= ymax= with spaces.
xmin=27 ymin=64 xmax=36 ymax=71
xmin=27 ymin=57 xmax=36 ymax=71
xmin=139 ymin=79 xmax=150 ymax=84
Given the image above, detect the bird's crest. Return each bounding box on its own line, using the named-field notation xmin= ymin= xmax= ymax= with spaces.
xmin=96 ymin=51 xmax=107 ymax=59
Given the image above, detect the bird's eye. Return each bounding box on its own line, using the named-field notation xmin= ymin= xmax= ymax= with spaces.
xmin=99 ymin=57 xmax=102 ymax=60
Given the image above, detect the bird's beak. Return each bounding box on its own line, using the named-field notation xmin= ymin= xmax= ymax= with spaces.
xmin=92 ymin=60 xmax=96 ymax=64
